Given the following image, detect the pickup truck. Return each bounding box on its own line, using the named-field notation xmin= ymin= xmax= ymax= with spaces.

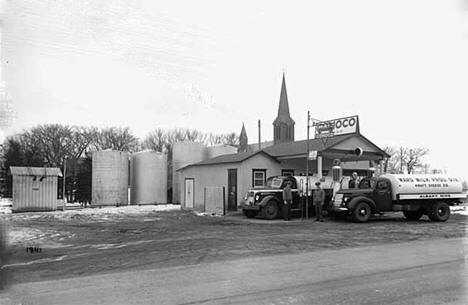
xmin=240 ymin=175 xmax=334 ymax=219
xmin=332 ymin=174 xmax=467 ymax=222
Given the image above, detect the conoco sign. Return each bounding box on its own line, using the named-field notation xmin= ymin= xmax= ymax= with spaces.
xmin=314 ymin=115 xmax=359 ymax=138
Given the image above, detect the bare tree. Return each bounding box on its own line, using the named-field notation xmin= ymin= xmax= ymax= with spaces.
xmin=220 ymin=132 xmax=239 ymax=147
xmin=406 ymin=147 xmax=429 ymax=174
xmin=23 ymin=124 xmax=72 ymax=167
xmin=382 ymin=146 xmax=399 ymax=173
xmin=93 ymin=127 xmax=139 ymax=152
xmin=142 ymin=128 xmax=167 ymax=152
xmin=382 ymin=145 xmax=429 ymax=174
xmin=207 ymin=133 xmax=223 ymax=146
xmin=21 ymin=124 xmax=98 ymax=167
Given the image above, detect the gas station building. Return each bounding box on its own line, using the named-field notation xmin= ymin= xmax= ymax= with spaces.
xmin=178 ymin=74 xmax=389 ymax=212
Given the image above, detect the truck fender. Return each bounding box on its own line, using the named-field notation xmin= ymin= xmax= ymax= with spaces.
xmin=348 ymin=196 xmax=377 ymax=213
xmin=258 ymin=195 xmax=281 ymax=208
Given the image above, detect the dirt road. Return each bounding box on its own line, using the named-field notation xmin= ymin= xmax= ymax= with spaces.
xmin=2 ymin=209 xmax=467 ymax=284
xmin=2 ymin=238 xmax=466 ymax=305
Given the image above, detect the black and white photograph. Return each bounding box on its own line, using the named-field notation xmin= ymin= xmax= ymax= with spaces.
xmin=0 ymin=0 xmax=467 ymax=304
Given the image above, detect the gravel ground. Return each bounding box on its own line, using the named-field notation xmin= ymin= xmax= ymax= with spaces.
xmin=0 ymin=205 xmax=466 ymax=286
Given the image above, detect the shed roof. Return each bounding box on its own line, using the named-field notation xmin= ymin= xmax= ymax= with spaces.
xmin=9 ymin=166 xmax=63 ymax=177
xmin=177 ymin=150 xmax=278 ymax=171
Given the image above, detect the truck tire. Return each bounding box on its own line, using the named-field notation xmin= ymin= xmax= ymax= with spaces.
xmin=351 ymin=201 xmax=371 ymax=223
xmin=243 ymin=210 xmax=258 ymax=219
xmin=262 ymin=200 xmax=279 ymax=220
xmin=428 ymin=202 xmax=450 ymax=222
xmin=403 ymin=210 xmax=424 ymax=221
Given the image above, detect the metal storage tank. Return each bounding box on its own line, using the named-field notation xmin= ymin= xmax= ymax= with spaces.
xmin=92 ymin=150 xmax=129 ymax=206
xmin=130 ymin=150 xmax=167 ymax=205
xmin=172 ymin=142 xmax=207 ymax=203
xmin=10 ymin=167 xmax=62 ymax=212
xmin=206 ymin=145 xmax=237 ymax=159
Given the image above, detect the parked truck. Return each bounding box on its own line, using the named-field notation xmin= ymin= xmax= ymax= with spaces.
xmin=240 ymin=175 xmax=335 ymax=219
xmin=332 ymin=174 xmax=467 ymax=222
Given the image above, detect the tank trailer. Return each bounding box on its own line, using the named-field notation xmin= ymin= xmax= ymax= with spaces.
xmin=332 ymin=174 xmax=467 ymax=222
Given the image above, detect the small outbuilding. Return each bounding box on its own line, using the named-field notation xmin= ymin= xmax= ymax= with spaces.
xmin=177 ymin=151 xmax=281 ymax=212
xmin=10 ymin=166 xmax=62 ymax=212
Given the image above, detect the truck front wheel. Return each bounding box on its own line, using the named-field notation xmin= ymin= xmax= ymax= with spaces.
xmin=262 ymin=201 xmax=279 ymax=220
xmin=403 ymin=210 xmax=424 ymax=221
xmin=428 ymin=202 xmax=450 ymax=222
xmin=351 ymin=202 xmax=371 ymax=223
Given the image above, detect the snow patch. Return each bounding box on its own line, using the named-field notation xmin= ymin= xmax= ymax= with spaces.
xmin=7 ymin=227 xmax=75 ymax=248
xmin=194 ymin=211 xmax=222 ymax=217
xmin=451 ymin=205 xmax=468 ymax=216
xmin=4 ymin=204 xmax=180 ymax=221
xmin=0 ymin=198 xmax=12 ymax=214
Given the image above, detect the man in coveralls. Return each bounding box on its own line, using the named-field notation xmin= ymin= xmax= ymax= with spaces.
xmin=282 ymin=181 xmax=293 ymax=221
xmin=314 ymin=181 xmax=325 ymax=222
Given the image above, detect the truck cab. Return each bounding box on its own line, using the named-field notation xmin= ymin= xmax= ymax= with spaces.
xmin=332 ymin=174 xmax=467 ymax=222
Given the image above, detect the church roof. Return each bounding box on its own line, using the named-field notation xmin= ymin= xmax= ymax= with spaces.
xmin=273 ymin=73 xmax=295 ymax=125
xmin=240 ymin=123 xmax=247 ymax=140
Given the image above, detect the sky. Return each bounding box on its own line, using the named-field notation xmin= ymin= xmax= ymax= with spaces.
xmin=1 ymin=0 xmax=468 ymax=179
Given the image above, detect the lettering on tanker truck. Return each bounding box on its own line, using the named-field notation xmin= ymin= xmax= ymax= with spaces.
xmin=390 ymin=175 xmax=463 ymax=196
xmin=398 ymin=193 xmax=467 ymax=200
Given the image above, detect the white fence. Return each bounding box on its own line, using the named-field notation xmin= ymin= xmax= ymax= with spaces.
xmin=204 ymin=186 xmax=225 ymax=215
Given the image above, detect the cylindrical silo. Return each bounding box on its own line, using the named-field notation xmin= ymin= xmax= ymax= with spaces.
xmin=172 ymin=142 xmax=207 ymax=203
xmin=92 ymin=150 xmax=129 ymax=206
xmin=131 ymin=150 xmax=167 ymax=205
xmin=206 ymin=145 xmax=237 ymax=159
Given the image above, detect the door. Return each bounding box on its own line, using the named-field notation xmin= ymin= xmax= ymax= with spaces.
xmin=373 ymin=178 xmax=392 ymax=211
xmin=184 ymin=178 xmax=194 ymax=209
xmin=227 ymin=169 xmax=238 ymax=211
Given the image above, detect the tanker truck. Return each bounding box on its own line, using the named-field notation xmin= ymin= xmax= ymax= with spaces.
xmin=332 ymin=174 xmax=467 ymax=222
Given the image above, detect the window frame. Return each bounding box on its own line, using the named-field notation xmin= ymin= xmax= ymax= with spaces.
xmin=281 ymin=169 xmax=295 ymax=177
xmin=252 ymin=169 xmax=267 ymax=187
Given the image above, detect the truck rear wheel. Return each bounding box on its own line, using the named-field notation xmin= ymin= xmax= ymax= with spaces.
xmin=262 ymin=200 xmax=279 ymax=220
xmin=403 ymin=210 xmax=424 ymax=221
xmin=428 ymin=202 xmax=450 ymax=222
xmin=243 ymin=210 xmax=258 ymax=219
xmin=351 ymin=202 xmax=371 ymax=223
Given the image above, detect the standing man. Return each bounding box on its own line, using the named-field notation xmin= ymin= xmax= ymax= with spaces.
xmin=282 ymin=181 xmax=293 ymax=221
xmin=348 ymin=172 xmax=359 ymax=189
xmin=314 ymin=181 xmax=325 ymax=222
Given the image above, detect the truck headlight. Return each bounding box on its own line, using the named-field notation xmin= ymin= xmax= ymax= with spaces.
xmin=255 ymin=194 xmax=261 ymax=202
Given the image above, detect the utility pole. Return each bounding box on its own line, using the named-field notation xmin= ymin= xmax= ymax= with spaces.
xmin=62 ymin=157 xmax=67 ymax=211
xmin=258 ymin=119 xmax=261 ymax=150
xmin=306 ymin=111 xmax=310 ymax=219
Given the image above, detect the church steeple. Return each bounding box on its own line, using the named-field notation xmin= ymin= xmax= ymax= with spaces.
xmin=238 ymin=123 xmax=249 ymax=152
xmin=273 ymin=73 xmax=295 ymax=144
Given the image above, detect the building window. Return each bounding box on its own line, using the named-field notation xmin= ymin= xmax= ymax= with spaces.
xmin=281 ymin=169 xmax=294 ymax=177
xmin=252 ymin=169 xmax=266 ymax=187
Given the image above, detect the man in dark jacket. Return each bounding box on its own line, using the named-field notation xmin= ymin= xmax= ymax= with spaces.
xmin=282 ymin=181 xmax=293 ymax=221
xmin=313 ymin=181 xmax=325 ymax=222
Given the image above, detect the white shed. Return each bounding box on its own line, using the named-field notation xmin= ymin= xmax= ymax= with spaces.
xmin=10 ymin=166 xmax=62 ymax=212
